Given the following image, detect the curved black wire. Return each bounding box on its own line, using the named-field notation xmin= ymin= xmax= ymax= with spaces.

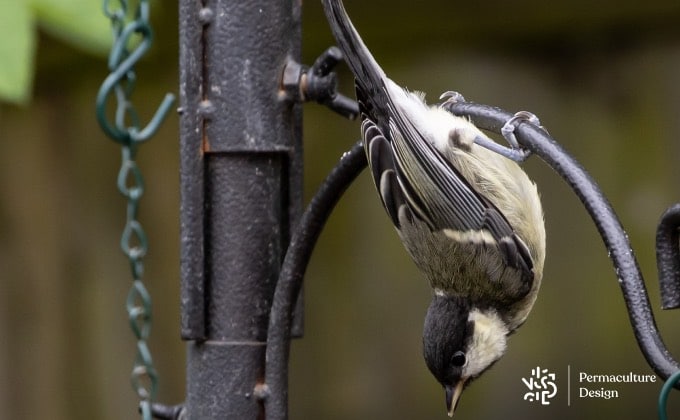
xmin=262 ymin=99 xmax=680 ymax=420
xmin=442 ymin=101 xmax=680 ymax=386
xmin=263 ymin=141 xmax=367 ymax=419
xmin=656 ymin=203 xmax=680 ymax=310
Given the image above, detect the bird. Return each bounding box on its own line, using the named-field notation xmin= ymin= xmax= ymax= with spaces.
xmin=320 ymin=0 xmax=546 ymax=417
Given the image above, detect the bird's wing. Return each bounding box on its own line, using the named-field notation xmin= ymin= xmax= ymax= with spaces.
xmin=362 ymin=94 xmax=534 ymax=278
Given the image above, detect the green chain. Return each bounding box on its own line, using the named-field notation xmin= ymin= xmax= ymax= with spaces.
xmin=96 ymin=1 xmax=175 ymax=418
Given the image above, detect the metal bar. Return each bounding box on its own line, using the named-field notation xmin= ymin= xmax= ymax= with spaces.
xmin=444 ymin=101 xmax=680 ymax=387
xmin=179 ymin=0 xmax=303 ymax=418
xmin=178 ymin=0 xmax=205 ymax=341
xmin=656 ymin=204 xmax=680 ymax=309
xmin=264 ymin=141 xmax=367 ymax=420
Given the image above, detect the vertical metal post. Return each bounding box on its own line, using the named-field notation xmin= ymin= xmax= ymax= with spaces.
xmin=178 ymin=1 xmax=302 ymax=418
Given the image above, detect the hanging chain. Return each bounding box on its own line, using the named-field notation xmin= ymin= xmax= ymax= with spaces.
xmin=96 ymin=1 xmax=175 ymax=419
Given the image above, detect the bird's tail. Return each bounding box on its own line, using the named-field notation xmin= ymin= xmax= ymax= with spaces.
xmin=321 ymin=0 xmax=387 ymax=110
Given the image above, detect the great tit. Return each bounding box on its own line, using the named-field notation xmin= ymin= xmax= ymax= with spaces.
xmin=321 ymin=0 xmax=546 ymax=416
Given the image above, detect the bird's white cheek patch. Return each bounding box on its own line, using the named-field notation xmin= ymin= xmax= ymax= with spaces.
xmin=443 ymin=229 xmax=496 ymax=246
xmin=464 ymin=309 xmax=508 ymax=379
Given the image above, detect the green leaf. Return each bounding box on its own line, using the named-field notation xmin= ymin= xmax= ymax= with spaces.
xmin=0 ymin=0 xmax=35 ymax=104
xmin=30 ymin=0 xmax=111 ymax=56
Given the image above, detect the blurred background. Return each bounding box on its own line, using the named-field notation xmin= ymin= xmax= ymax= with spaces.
xmin=2 ymin=0 xmax=680 ymax=419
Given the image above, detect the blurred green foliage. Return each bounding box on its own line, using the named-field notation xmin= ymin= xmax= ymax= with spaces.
xmin=2 ymin=1 xmax=680 ymax=419
xmin=0 ymin=0 xmax=110 ymax=104
xmin=0 ymin=0 xmax=35 ymax=104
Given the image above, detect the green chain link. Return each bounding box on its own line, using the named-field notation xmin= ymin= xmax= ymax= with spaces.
xmin=96 ymin=1 xmax=175 ymax=418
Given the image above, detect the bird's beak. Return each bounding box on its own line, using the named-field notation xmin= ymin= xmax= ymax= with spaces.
xmin=445 ymin=379 xmax=466 ymax=417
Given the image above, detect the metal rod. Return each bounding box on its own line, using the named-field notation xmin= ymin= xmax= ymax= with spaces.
xmin=656 ymin=204 xmax=680 ymax=310
xmin=444 ymin=101 xmax=680 ymax=385
xmin=263 ymin=141 xmax=367 ymax=420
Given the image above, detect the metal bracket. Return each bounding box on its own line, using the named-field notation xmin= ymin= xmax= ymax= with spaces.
xmin=281 ymin=47 xmax=360 ymax=120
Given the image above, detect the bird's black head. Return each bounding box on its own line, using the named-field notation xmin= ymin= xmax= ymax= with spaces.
xmin=423 ymin=294 xmax=510 ymax=417
xmin=423 ymin=294 xmax=472 ymax=417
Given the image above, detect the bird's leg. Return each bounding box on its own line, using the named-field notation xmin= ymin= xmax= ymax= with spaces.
xmin=472 ymin=111 xmax=544 ymax=163
xmin=471 ymin=134 xmax=532 ymax=162
xmin=439 ymin=93 xmax=537 ymax=163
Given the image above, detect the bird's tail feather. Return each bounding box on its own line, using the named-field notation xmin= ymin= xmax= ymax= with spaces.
xmin=321 ymin=0 xmax=387 ymax=112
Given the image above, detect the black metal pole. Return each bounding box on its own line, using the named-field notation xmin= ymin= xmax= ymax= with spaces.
xmin=178 ymin=1 xmax=302 ymax=418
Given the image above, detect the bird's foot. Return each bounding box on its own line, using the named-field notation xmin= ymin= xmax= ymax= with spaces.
xmin=439 ymin=91 xmax=466 ymax=107
xmin=474 ymin=111 xmax=542 ymax=162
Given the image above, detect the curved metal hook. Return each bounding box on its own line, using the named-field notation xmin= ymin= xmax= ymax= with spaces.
xmin=261 ymin=98 xmax=680 ymax=420
xmin=263 ymin=142 xmax=367 ymax=420
xmin=96 ymin=18 xmax=175 ymax=145
xmin=656 ymin=203 xmax=680 ymax=310
xmin=442 ymin=101 xmax=680 ymax=386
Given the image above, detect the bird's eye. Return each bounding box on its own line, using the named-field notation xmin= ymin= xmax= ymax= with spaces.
xmin=451 ymin=351 xmax=467 ymax=367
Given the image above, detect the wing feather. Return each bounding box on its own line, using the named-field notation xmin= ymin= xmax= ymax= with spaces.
xmin=362 ymin=92 xmax=533 ymax=277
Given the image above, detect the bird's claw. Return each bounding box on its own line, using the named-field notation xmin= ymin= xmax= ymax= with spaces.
xmin=501 ymin=111 xmax=542 ymax=149
xmin=439 ymin=95 xmax=537 ymax=163
xmin=475 ymin=110 xmax=542 ymax=163
xmin=439 ymin=91 xmax=466 ymax=108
